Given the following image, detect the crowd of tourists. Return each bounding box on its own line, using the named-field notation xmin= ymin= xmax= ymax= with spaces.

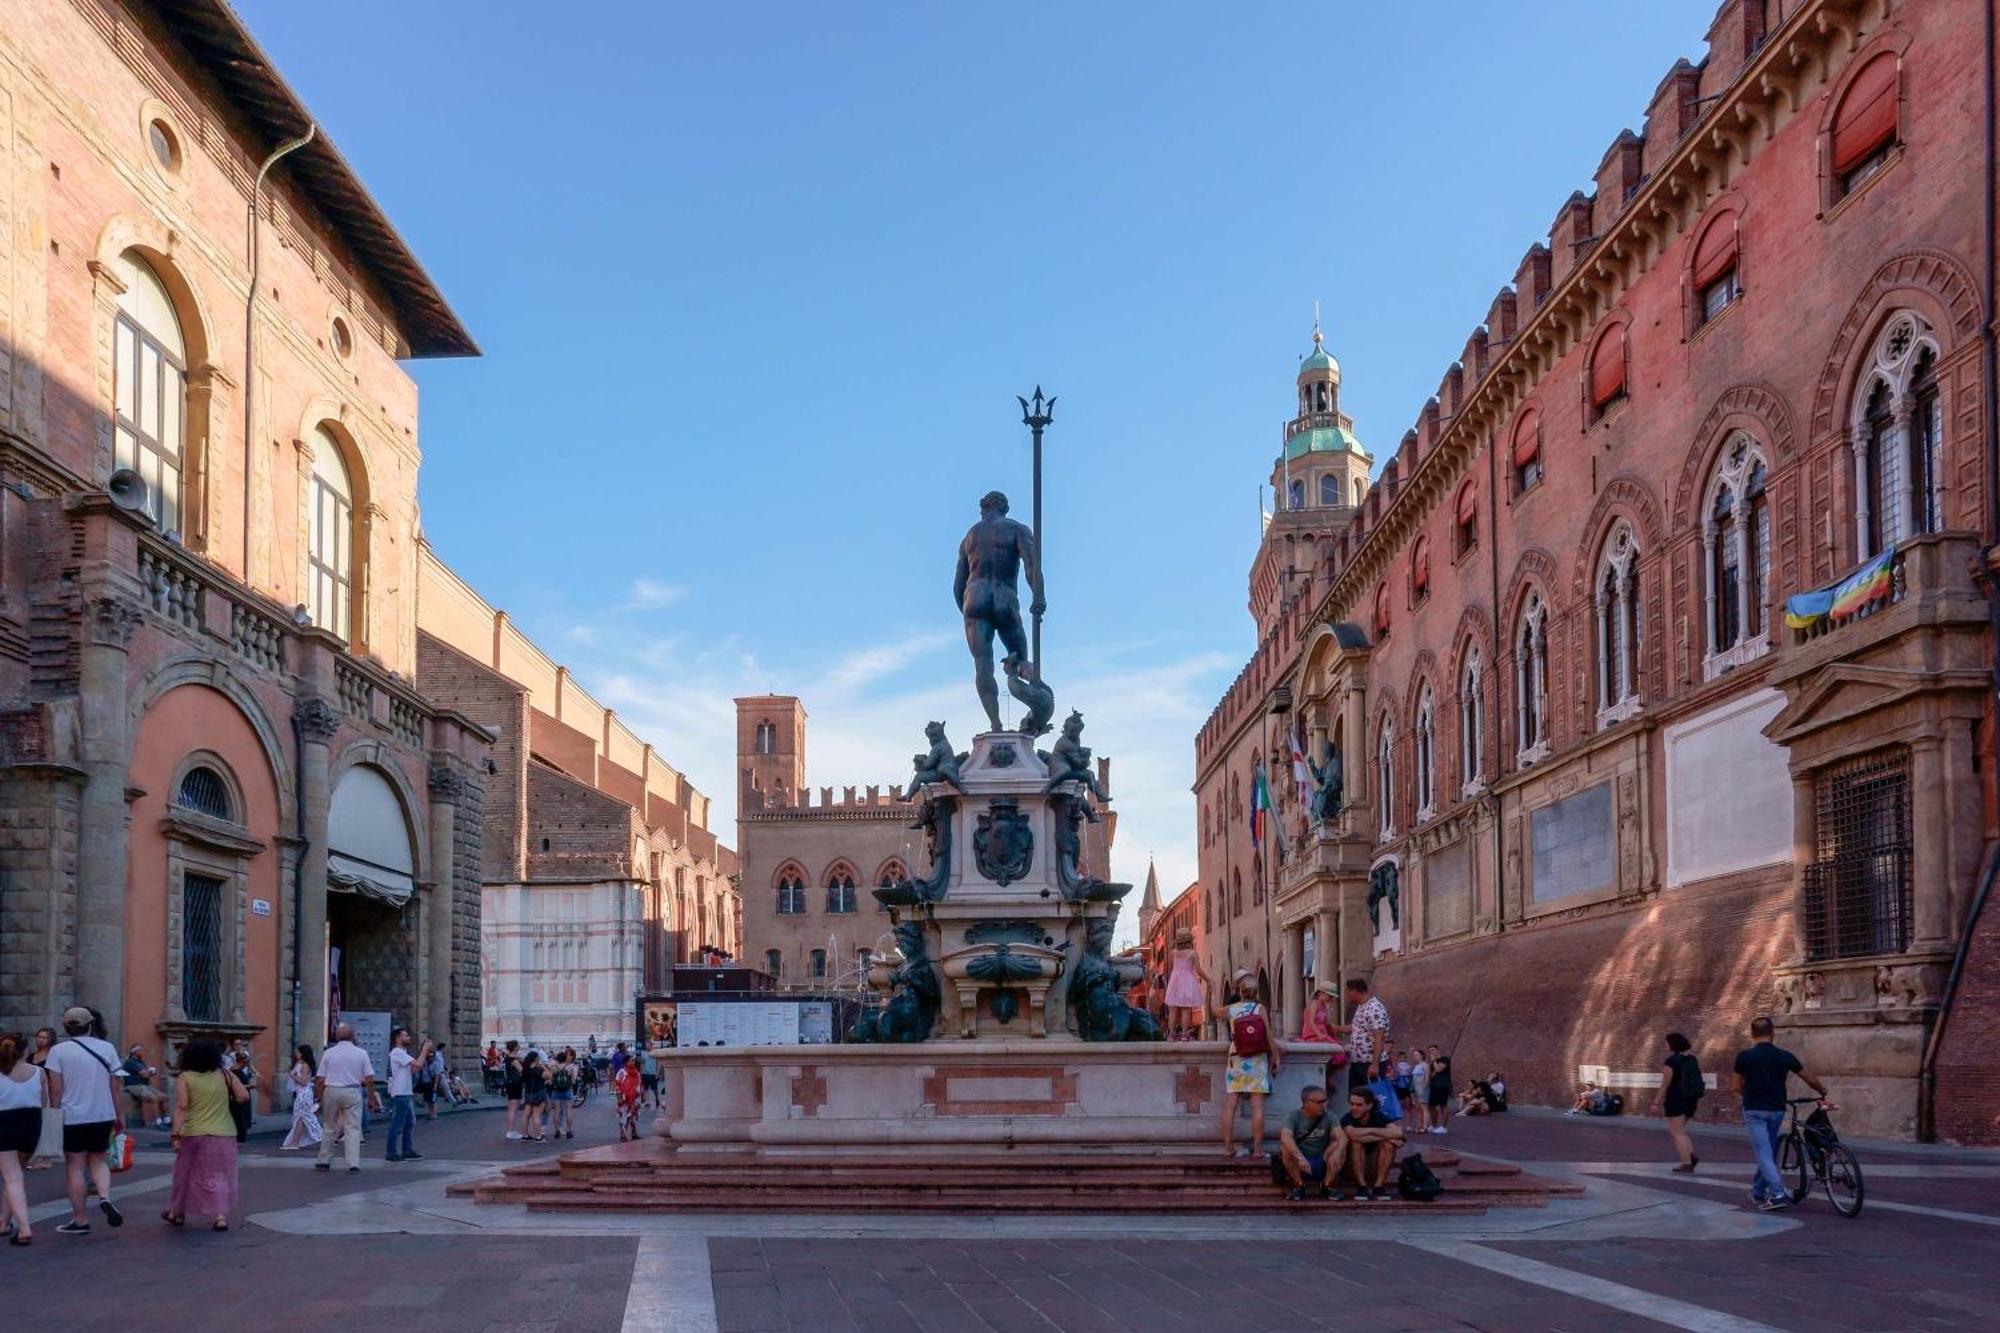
xmin=487 ymin=1038 xmax=661 ymax=1146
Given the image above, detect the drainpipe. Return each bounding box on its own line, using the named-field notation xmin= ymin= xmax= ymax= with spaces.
xmin=289 ymin=707 xmax=311 ymax=1066
xmin=1918 ymin=0 xmax=2000 ymax=1144
xmin=243 ymin=124 xmax=317 ymax=577
xmin=1486 ymin=426 xmax=1505 ymax=938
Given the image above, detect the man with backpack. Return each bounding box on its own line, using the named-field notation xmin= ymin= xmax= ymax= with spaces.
xmin=1211 ymin=970 xmax=1280 ymax=1159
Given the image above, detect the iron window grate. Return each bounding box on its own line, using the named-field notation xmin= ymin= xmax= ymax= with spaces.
xmin=182 ymin=871 xmax=225 ymax=1022
xmin=1803 ymin=749 xmax=1912 ymax=961
xmin=176 ymin=765 xmax=233 ymax=821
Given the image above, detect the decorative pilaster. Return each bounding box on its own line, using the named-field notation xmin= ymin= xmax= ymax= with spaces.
xmin=76 ymin=590 xmax=141 ymax=1032
xmin=293 ymin=697 xmax=340 ymax=1050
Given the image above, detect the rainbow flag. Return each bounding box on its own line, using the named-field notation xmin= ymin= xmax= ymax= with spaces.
xmin=1785 ymin=550 xmax=1896 ymax=630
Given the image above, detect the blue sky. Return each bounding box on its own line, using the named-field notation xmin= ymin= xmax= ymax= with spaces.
xmin=237 ymin=1 xmax=1718 ymax=930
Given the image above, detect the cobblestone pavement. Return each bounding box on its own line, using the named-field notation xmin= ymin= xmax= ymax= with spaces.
xmin=8 ymin=1097 xmax=1998 ymax=1332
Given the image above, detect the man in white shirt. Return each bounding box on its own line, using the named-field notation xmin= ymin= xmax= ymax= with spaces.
xmin=314 ymin=1024 xmax=381 ymax=1173
xmin=384 ymin=1027 xmax=433 ymax=1163
xmin=43 ymin=1007 xmax=125 ymax=1234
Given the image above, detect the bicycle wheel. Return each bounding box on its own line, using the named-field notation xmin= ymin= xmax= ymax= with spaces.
xmin=1779 ymin=1132 xmax=1810 ymax=1203
xmin=1821 ymin=1143 xmax=1864 ymax=1217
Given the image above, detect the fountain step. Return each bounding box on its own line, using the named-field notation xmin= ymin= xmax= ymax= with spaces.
xmin=495 ymin=1189 xmax=1495 ymax=1216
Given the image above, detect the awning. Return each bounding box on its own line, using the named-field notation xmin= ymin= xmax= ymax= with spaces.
xmin=328 ymin=852 xmax=414 ymax=907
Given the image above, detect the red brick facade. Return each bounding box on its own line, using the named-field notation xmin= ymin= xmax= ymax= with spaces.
xmin=1195 ymin=0 xmax=2000 ymax=1141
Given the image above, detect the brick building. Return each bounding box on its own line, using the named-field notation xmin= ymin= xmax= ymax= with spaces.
xmin=1196 ymin=0 xmax=2000 ymax=1141
xmin=0 ymin=0 xmax=494 ymax=1098
xmin=416 ymin=548 xmax=739 ymax=1048
xmin=735 ymin=695 xmax=1118 ymax=988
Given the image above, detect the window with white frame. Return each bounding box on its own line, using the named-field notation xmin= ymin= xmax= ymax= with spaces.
xmin=775 ymin=871 xmax=806 ymax=915
xmin=1460 ymin=647 xmax=1484 ymax=791
xmin=1414 ymin=686 xmax=1435 ymax=819
xmin=307 ymin=425 xmax=355 ymax=642
xmin=825 ymin=868 xmax=857 ymax=913
xmin=1377 ymin=719 xmax=1396 ymax=838
xmin=1595 ymin=524 xmax=1642 ymax=725
xmin=1704 ymin=436 xmax=1771 ymax=672
xmin=1516 ymin=593 xmax=1549 ymax=763
xmin=111 ymin=250 xmax=187 ymax=535
xmin=1854 ymin=312 xmax=1943 ymax=557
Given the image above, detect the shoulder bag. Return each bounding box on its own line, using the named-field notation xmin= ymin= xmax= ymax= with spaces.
xmin=29 ymin=1065 xmax=62 ymax=1167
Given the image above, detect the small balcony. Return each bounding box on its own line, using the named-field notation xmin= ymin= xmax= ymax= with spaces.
xmin=1776 ymin=534 xmax=1984 ymax=675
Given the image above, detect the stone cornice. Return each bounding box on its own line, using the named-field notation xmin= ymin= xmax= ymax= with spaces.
xmin=1306 ymin=0 xmax=1866 ymax=636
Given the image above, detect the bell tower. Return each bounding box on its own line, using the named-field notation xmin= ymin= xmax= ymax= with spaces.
xmin=736 ymin=695 xmax=806 ymax=809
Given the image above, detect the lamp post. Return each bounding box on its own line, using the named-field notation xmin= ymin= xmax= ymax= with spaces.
xmin=1016 ymin=386 xmax=1056 ymax=671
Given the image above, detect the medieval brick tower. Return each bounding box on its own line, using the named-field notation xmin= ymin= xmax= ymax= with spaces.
xmin=737 ymin=696 xmax=807 ymax=810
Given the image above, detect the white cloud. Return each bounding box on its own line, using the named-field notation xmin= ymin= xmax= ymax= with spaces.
xmin=625 ymin=576 xmax=687 ymax=609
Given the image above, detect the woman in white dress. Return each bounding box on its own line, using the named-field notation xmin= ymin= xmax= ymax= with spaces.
xmin=280 ymin=1044 xmax=321 ymax=1150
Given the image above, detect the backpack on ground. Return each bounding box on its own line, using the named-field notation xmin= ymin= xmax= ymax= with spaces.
xmin=1396 ymin=1154 xmax=1444 ymax=1202
xmin=1230 ymin=1005 xmax=1270 ymax=1058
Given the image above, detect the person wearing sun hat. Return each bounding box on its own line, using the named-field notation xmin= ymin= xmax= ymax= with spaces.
xmin=1162 ymin=926 xmax=1209 ymax=1041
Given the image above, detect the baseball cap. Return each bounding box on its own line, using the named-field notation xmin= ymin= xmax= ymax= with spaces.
xmin=62 ymin=1006 xmax=94 ymax=1028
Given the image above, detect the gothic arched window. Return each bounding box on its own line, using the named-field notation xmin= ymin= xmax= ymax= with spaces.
xmin=1515 ymin=592 xmax=1549 ymax=764
xmin=1595 ymin=524 xmax=1642 ymax=726
xmin=775 ymin=870 xmax=806 ymax=915
xmin=1853 ymin=312 xmax=1943 ymax=557
xmin=1459 ymin=646 xmax=1484 ymax=792
xmin=1377 ymin=718 xmax=1396 ymax=839
xmin=1414 ymin=687 xmax=1435 ymax=820
xmin=1704 ymin=436 xmax=1772 ymax=675
xmin=825 ymin=867 xmax=857 ymax=914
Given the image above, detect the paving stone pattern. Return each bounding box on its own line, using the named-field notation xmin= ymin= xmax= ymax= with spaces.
xmin=707 ymin=1237 xmax=1646 ymax=1333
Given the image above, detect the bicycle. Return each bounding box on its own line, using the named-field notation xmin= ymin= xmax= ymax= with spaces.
xmin=1775 ymin=1096 xmax=1864 ymax=1217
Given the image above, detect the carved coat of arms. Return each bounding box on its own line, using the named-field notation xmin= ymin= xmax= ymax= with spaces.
xmin=973 ymin=800 xmax=1035 ymax=886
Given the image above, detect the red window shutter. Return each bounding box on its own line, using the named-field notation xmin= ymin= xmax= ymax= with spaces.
xmin=1414 ymin=539 xmax=1430 ymax=595
xmin=1589 ymin=327 xmax=1627 ymax=409
xmin=1511 ymin=410 xmax=1541 ymax=466
xmin=1455 ymin=480 xmax=1477 ymax=526
xmin=1375 ymin=584 xmax=1391 ymax=634
xmin=1691 ymin=212 xmax=1738 ymax=288
xmin=1831 ymin=54 xmax=1898 ymax=176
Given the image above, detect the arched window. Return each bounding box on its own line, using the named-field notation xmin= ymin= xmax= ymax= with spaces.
xmin=1231 ymin=868 xmax=1242 ymax=917
xmin=1353 ymin=477 xmax=1366 ymax=506
xmin=1373 ymin=582 xmax=1392 ymax=640
xmin=1853 ymin=312 xmax=1942 ymax=557
xmin=1411 ymin=537 xmax=1431 ymax=605
xmin=1319 ymin=473 xmax=1341 ymax=507
xmin=308 ymin=425 xmax=355 ymax=642
xmin=1587 ymin=321 xmax=1628 ymax=420
xmin=1595 ymin=524 xmax=1642 ymax=725
xmin=1414 ymin=687 xmax=1435 ymax=820
xmin=1516 ymin=592 xmax=1549 ymax=763
xmin=176 ymin=764 xmax=234 ymax=821
xmin=1830 ymin=52 xmax=1899 ymax=201
xmin=1511 ymin=408 xmax=1542 ymax=494
xmin=1377 ymin=717 xmax=1396 ymax=839
xmin=775 ymin=870 xmax=806 ymax=915
xmin=1459 ymin=646 xmax=1484 ymax=791
xmin=877 ymin=860 xmax=906 ymax=888
xmin=1287 ymin=479 xmax=1305 ymax=510
xmin=762 ymin=948 xmax=781 ymax=977
xmin=1704 ymin=436 xmax=1771 ymax=672
xmin=810 ymin=949 xmax=827 ymax=979
xmin=825 ymin=867 xmax=857 ymax=913
xmin=1691 ymin=208 xmax=1741 ymax=327
xmin=1453 ymin=480 xmax=1477 ymax=556
xmin=111 ymin=250 xmax=187 ymax=534
xmin=754 ymin=721 xmax=775 ymax=755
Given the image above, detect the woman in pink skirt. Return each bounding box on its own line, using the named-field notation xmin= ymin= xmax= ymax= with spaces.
xmin=164 ymin=1039 xmax=247 ymax=1231
xmin=1163 ymin=927 xmax=1209 ymax=1041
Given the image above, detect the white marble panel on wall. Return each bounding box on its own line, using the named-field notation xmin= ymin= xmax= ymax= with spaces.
xmin=1663 ymin=687 xmax=1791 ymax=887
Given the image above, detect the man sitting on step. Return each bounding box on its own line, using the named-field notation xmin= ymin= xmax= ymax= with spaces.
xmin=1339 ymin=1086 xmax=1405 ymax=1203
xmin=1271 ymin=1084 xmax=1344 ymax=1202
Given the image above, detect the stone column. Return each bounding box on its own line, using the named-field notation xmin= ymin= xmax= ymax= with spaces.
xmin=1701 ymin=525 xmax=1718 ymax=656
xmin=426 ymin=764 xmax=459 ymax=1046
xmin=1851 ymin=434 xmax=1872 ymax=556
xmin=1279 ymin=924 xmax=1301 ymax=1036
xmin=76 ymin=592 xmax=141 ymax=1030
xmin=294 ymin=698 xmax=340 ymax=1047
xmin=1909 ymin=738 xmax=1950 ymax=951
xmin=1317 ymin=906 xmax=1338 ymax=996
xmin=1790 ymin=770 xmax=1815 ymax=963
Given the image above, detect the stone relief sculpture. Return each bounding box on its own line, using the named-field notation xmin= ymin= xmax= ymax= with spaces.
xmin=1367 ymin=861 xmax=1401 ymax=933
xmin=1052 ymin=791 xmax=1129 ymax=902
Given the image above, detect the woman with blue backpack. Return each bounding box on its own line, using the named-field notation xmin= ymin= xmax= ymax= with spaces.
xmin=1212 ymin=970 xmax=1279 ymax=1159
